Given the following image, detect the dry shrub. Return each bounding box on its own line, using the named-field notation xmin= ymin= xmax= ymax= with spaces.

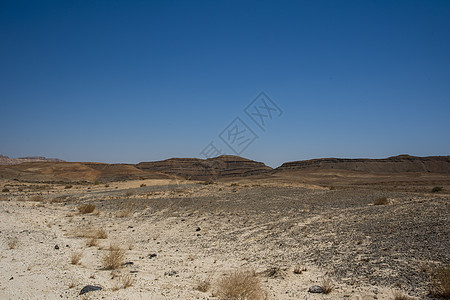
xmin=86 ymin=237 xmax=98 ymax=247
xmin=321 ymin=277 xmax=333 ymax=294
xmin=95 ymin=228 xmax=108 ymax=239
xmin=125 ymin=190 xmax=134 ymax=197
xmin=115 ymin=210 xmax=131 ymax=218
xmin=72 ymin=227 xmax=107 ymax=239
xmin=2 ymin=188 xmax=10 ymax=192
xmin=393 ymin=290 xmax=414 ymax=300
xmin=102 ymin=244 xmax=125 ymax=270
xmin=29 ymin=195 xmax=44 ymax=202
xmin=120 ymin=274 xmax=135 ymax=289
xmin=432 ymin=186 xmax=443 ymax=193
xmin=373 ymin=197 xmax=388 ymax=205
xmin=77 ymin=204 xmax=96 ymax=214
xmin=216 ymin=270 xmax=267 ymax=300
xmin=8 ymin=237 xmax=18 ymax=249
xmin=71 ymin=250 xmax=83 ymax=265
xmin=293 ymin=265 xmax=307 ymax=274
xmin=195 ymin=278 xmax=211 ymax=292
xmin=430 ymin=265 xmax=450 ymax=299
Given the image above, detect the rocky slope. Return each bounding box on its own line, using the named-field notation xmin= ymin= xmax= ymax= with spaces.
xmin=276 ymin=155 xmax=450 ymax=174
xmin=136 ymin=155 xmax=272 ymax=180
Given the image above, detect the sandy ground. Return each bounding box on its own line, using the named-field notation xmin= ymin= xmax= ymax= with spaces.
xmin=0 ymin=178 xmax=449 ymax=299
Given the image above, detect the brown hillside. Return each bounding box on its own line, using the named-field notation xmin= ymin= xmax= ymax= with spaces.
xmin=136 ymin=155 xmax=272 ymax=180
xmin=275 ymin=155 xmax=450 ymax=174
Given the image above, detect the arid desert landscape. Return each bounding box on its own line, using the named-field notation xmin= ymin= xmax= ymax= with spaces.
xmin=0 ymin=155 xmax=449 ymax=299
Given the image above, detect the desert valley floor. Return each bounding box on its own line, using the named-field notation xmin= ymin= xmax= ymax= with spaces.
xmin=1 ymin=173 xmax=449 ymax=299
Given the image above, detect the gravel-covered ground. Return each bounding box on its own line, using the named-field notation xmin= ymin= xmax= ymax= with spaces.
xmin=1 ymin=178 xmax=449 ymax=299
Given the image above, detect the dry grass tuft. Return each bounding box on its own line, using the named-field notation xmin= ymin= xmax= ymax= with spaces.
xmin=121 ymin=274 xmax=135 ymax=289
xmin=77 ymin=204 xmax=96 ymax=214
xmin=115 ymin=210 xmax=131 ymax=218
xmin=72 ymin=227 xmax=107 ymax=239
xmin=86 ymin=237 xmax=98 ymax=247
xmin=70 ymin=250 xmax=83 ymax=265
xmin=215 ymin=270 xmax=267 ymax=300
xmin=195 ymin=278 xmax=211 ymax=292
xmin=293 ymin=265 xmax=307 ymax=274
xmin=8 ymin=237 xmax=18 ymax=249
xmin=29 ymin=195 xmax=44 ymax=202
xmin=102 ymin=244 xmax=125 ymax=270
xmin=321 ymin=277 xmax=333 ymax=294
xmin=373 ymin=197 xmax=389 ymax=205
xmin=95 ymin=228 xmax=108 ymax=239
xmin=430 ymin=265 xmax=450 ymax=299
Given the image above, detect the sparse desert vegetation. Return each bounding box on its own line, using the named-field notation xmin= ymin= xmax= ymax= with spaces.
xmin=70 ymin=250 xmax=83 ymax=265
xmin=0 ymin=173 xmax=448 ymax=299
xmin=77 ymin=204 xmax=96 ymax=214
xmin=432 ymin=186 xmax=444 ymax=193
xmin=102 ymin=244 xmax=126 ymax=270
xmin=373 ymin=196 xmax=389 ymax=205
xmin=7 ymin=237 xmax=18 ymax=249
xmin=215 ymin=270 xmax=267 ymax=300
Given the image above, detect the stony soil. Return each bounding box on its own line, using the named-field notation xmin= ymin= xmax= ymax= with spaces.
xmin=0 ymin=178 xmax=449 ymax=299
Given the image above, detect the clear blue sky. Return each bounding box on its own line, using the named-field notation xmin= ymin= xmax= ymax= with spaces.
xmin=1 ymin=0 xmax=449 ymax=167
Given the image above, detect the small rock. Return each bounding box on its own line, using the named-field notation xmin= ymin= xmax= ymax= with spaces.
xmin=79 ymin=285 xmax=102 ymax=295
xmin=308 ymin=285 xmax=324 ymax=293
xmin=149 ymin=253 xmax=157 ymax=259
xmin=128 ymin=226 xmax=133 ymax=228
xmin=195 ymin=227 xmax=201 ymax=232
xmin=122 ymin=262 xmax=134 ymax=266
xmin=9 ymin=277 xmax=13 ymax=280
xmin=196 ymin=234 xmax=201 ymax=237
xmin=54 ymin=245 xmax=59 ymax=250
xmin=164 ymin=270 xmax=177 ymax=276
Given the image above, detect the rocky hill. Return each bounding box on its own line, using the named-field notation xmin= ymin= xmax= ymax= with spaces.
xmin=0 ymin=155 xmax=64 ymax=165
xmin=0 ymin=154 xmax=448 ymax=183
xmin=275 ymin=155 xmax=450 ymax=174
xmin=136 ymin=155 xmax=272 ymax=180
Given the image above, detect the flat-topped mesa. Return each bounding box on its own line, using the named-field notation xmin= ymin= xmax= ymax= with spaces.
xmin=136 ymin=155 xmax=272 ymax=180
xmin=275 ymin=155 xmax=450 ymax=174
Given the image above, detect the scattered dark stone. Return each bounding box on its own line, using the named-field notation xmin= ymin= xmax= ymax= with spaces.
xmin=197 ymin=234 xmax=201 ymax=237
xmin=149 ymin=253 xmax=157 ymax=259
xmin=130 ymin=270 xmax=138 ymax=273
xmin=181 ymin=218 xmax=185 ymax=221
xmin=195 ymin=227 xmax=201 ymax=232
xmin=54 ymin=245 xmax=59 ymax=250
xmin=308 ymin=285 xmax=324 ymax=293
xmin=9 ymin=277 xmax=13 ymax=280
xmin=66 ymin=245 xmax=70 ymax=248
xmin=79 ymin=285 xmax=102 ymax=295
xmin=123 ymin=262 xmax=134 ymax=266
xmin=164 ymin=270 xmax=178 ymax=276
xmin=128 ymin=226 xmax=133 ymax=228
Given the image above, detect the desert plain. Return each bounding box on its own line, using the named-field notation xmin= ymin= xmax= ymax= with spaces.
xmin=0 ymin=155 xmax=449 ymax=300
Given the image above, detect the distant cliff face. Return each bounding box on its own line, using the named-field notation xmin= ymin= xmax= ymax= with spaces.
xmin=0 ymin=155 xmax=65 ymax=165
xmin=136 ymin=155 xmax=273 ymax=180
xmin=275 ymin=155 xmax=450 ymax=174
